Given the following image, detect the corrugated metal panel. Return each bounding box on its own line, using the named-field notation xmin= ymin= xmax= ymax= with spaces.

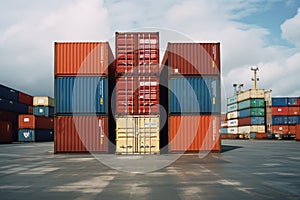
xmin=227 ymin=111 xmax=238 ymax=120
xmin=272 ymin=116 xmax=288 ymax=125
xmin=18 ymin=129 xmax=54 ymax=142
xmin=115 ymin=76 xmax=159 ymax=115
xmin=255 ymin=132 xmax=268 ymax=139
xmin=287 ymin=116 xmax=298 ymax=125
xmin=18 ymin=92 xmax=33 ymax=105
xmin=0 ymin=84 xmax=18 ymax=101
xmin=54 ymin=116 xmax=109 ymax=153
xmin=296 ymin=124 xmax=300 ymax=140
xmin=238 ymin=98 xmax=265 ymax=110
xmin=33 ymin=96 xmax=54 ymax=107
xmin=227 ymin=95 xmax=237 ymax=105
xmin=239 ymin=108 xmax=265 ymax=118
xmin=272 ymin=107 xmax=288 ymax=116
xmin=168 ymin=115 xmax=220 ymax=152
xmin=18 ymin=115 xmax=54 ymax=129
xmin=116 ymin=32 xmax=159 ymax=75
xmin=55 ymin=42 xmax=113 ymax=76
xmin=237 ymin=89 xmax=265 ymax=102
xmin=287 ymin=97 xmax=299 ymax=106
xmin=33 ymin=106 xmax=54 ymax=117
xmin=227 ymin=119 xmax=238 ymax=127
xmin=0 ymin=110 xmax=18 ymax=142
xmin=55 ymin=77 xmax=108 ymax=114
xmin=238 ymin=117 xmax=265 ymax=126
xmin=227 ymin=104 xmax=238 ymax=112
xmin=115 ymin=116 xmax=160 ymax=154
xmin=289 ymin=125 xmax=296 ymax=134
xmin=288 ymin=106 xmax=300 ymax=116
xmin=272 ymin=97 xmax=288 ymax=107
xmin=227 ymin=127 xmax=238 ymax=134
xmin=0 ymin=98 xmax=28 ymax=114
xmin=272 ymin=125 xmax=289 ymax=134
xmin=169 ymin=77 xmax=220 ymax=114
xmin=163 ymin=43 xmax=220 ymax=75
xmin=238 ymin=125 xmax=265 ymax=134
xmin=0 ymin=121 xmax=12 ymax=143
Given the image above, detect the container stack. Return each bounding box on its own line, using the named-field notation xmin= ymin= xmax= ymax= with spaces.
xmin=222 ymin=95 xmax=239 ymax=139
xmin=271 ymin=97 xmax=300 ymax=139
xmin=161 ymin=43 xmax=221 ymax=152
xmin=236 ymin=89 xmax=266 ymax=139
xmin=0 ymin=84 xmax=33 ymax=143
xmin=114 ymin=32 xmax=160 ymax=154
xmin=54 ymin=42 xmax=114 ymax=153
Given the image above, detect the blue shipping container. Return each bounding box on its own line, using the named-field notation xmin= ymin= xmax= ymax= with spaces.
xmin=287 ymin=97 xmax=298 ymax=106
xmin=250 ymin=117 xmax=265 ymax=125
xmin=18 ymin=129 xmax=54 ymax=142
xmin=33 ymin=106 xmax=54 ymax=117
xmin=272 ymin=97 xmax=288 ymax=107
xmin=0 ymin=98 xmax=28 ymax=114
xmin=272 ymin=116 xmax=288 ymax=125
xmin=287 ymin=116 xmax=298 ymax=125
xmin=55 ymin=77 xmax=108 ymax=114
xmin=169 ymin=77 xmax=220 ymax=113
xmin=250 ymin=132 xmax=256 ymax=139
xmin=0 ymin=84 xmax=19 ymax=102
xmin=220 ymin=128 xmax=228 ymax=134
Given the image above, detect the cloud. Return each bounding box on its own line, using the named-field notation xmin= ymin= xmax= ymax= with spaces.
xmin=281 ymin=8 xmax=300 ymax=47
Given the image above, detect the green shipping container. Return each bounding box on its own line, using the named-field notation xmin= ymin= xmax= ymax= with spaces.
xmin=238 ymin=98 xmax=265 ymax=110
xmin=239 ymin=108 xmax=265 ymax=118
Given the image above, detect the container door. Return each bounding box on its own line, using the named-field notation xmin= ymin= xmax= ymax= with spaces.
xmin=137 ymin=117 xmax=159 ymax=154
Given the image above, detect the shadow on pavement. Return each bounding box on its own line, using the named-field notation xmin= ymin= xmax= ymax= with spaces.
xmin=221 ymin=145 xmax=243 ymax=153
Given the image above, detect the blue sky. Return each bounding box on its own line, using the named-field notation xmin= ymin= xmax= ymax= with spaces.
xmin=0 ymin=0 xmax=299 ymax=112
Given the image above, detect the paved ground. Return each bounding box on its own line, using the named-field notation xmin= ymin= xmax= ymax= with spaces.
xmin=0 ymin=140 xmax=299 ymax=200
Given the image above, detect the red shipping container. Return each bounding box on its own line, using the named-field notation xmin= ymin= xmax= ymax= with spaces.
xmin=162 ymin=43 xmax=220 ymax=75
xmin=18 ymin=92 xmax=33 ymax=105
xmin=288 ymin=106 xmax=300 ymax=116
xmin=0 ymin=110 xmax=18 ymax=142
xmin=168 ymin=115 xmax=220 ymax=152
xmin=18 ymin=115 xmax=53 ymax=129
xmin=54 ymin=116 xmax=108 ymax=153
xmin=296 ymin=124 xmax=300 ymax=141
xmin=272 ymin=107 xmax=288 ymax=116
xmin=289 ymin=125 xmax=296 ymax=134
xmin=0 ymin=121 xmax=12 ymax=143
xmin=115 ymin=76 xmax=159 ymax=115
xmin=55 ymin=42 xmax=114 ymax=76
xmin=116 ymin=32 xmax=159 ymax=74
xmin=255 ymin=132 xmax=267 ymax=139
xmin=272 ymin=125 xmax=289 ymax=134
xmin=221 ymin=134 xmax=239 ymax=139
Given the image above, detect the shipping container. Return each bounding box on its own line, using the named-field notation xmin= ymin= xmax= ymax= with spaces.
xmin=249 ymin=132 xmax=256 ymax=139
xmin=33 ymin=106 xmax=54 ymax=117
xmin=227 ymin=104 xmax=238 ymax=112
xmin=296 ymin=124 xmax=300 ymax=141
xmin=0 ymin=98 xmax=29 ymax=114
xmin=287 ymin=97 xmax=299 ymax=106
xmin=54 ymin=116 xmax=109 ymax=153
xmin=168 ymin=115 xmax=220 ymax=152
xmin=227 ymin=119 xmax=238 ymax=127
xmin=0 ymin=110 xmax=18 ymax=142
xmin=115 ymin=116 xmax=160 ymax=154
xmin=288 ymin=106 xmax=300 ymax=116
xmin=169 ymin=77 xmax=220 ymax=114
xmin=220 ymin=128 xmax=227 ymax=134
xmin=238 ymin=98 xmax=265 ymax=110
xmin=221 ymin=133 xmax=239 ymax=139
xmin=0 ymin=121 xmax=12 ymax=143
xmin=272 ymin=125 xmax=289 ymax=134
xmin=116 ymin=32 xmax=159 ymax=75
xmin=28 ymin=106 xmax=33 ymax=114
xmin=237 ymin=89 xmax=265 ymax=102
xmin=239 ymin=108 xmax=265 ymax=118
xmin=287 ymin=116 xmax=298 ymax=125
xmin=0 ymin=84 xmax=18 ymax=101
xmin=227 ymin=127 xmax=238 ymax=134
xmin=272 ymin=97 xmax=288 ymax=107
xmin=162 ymin=43 xmax=220 ymax=75
xmin=55 ymin=42 xmax=114 ymax=76
xmin=255 ymin=132 xmax=268 ymax=139
xmin=18 ymin=92 xmax=33 ymax=105
xmin=18 ymin=129 xmax=54 ymax=142
xmin=115 ymin=76 xmax=159 ymax=115
xmin=272 ymin=116 xmax=288 ymax=125
xmin=227 ymin=111 xmax=238 ymax=120
xmin=238 ymin=125 xmax=265 ymax=134
xmin=18 ymin=115 xmax=54 ymax=129
xmin=221 ymin=121 xmax=228 ymax=128
xmin=227 ymin=95 xmax=237 ymax=105
xmin=238 ymin=117 xmax=265 ymax=126
xmin=55 ymin=77 xmax=108 ymax=114
xmin=272 ymin=106 xmax=288 ymax=116
xmin=33 ymin=96 xmax=54 ymax=107
xmin=289 ymin=125 xmax=296 ymax=134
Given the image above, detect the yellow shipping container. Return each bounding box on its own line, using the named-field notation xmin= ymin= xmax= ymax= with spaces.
xmin=227 ymin=111 xmax=238 ymax=120
xmin=238 ymin=125 xmax=265 ymax=134
xmin=116 ymin=115 xmax=160 ymax=154
xmin=33 ymin=96 xmax=54 ymax=107
xmin=237 ymin=89 xmax=265 ymax=102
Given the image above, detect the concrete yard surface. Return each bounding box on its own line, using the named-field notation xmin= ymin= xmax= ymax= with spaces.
xmin=0 ymin=140 xmax=299 ymax=199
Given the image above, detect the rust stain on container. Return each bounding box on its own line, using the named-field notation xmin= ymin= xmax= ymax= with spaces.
xmin=168 ymin=115 xmax=220 ymax=152
xmin=54 ymin=116 xmax=108 ymax=153
xmin=162 ymin=43 xmax=220 ymax=75
xmin=55 ymin=42 xmax=114 ymax=76
xmin=18 ymin=115 xmax=54 ymax=129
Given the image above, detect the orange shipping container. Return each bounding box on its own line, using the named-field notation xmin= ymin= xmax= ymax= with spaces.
xmin=54 ymin=42 xmax=114 ymax=76
xmin=296 ymin=124 xmax=300 ymax=141
xmin=168 ymin=115 xmax=220 ymax=152
xmin=272 ymin=125 xmax=289 ymax=134
xmin=18 ymin=115 xmax=54 ymax=129
xmin=54 ymin=116 xmax=109 ymax=153
xmin=288 ymin=106 xmax=300 ymax=116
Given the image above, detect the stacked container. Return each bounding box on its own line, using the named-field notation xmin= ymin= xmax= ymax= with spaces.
xmin=114 ymin=32 xmax=160 ymax=154
xmin=161 ymin=43 xmax=221 ymax=152
xmin=33 ymin=96 xmax=54 ymax=117
xmin=271 ymin=97 xmax=300 ymax=139
xmin=54 ymin=42 xmax=114 ymax=153
xmin=223 ymin=95 xmax=239 ymax=138
xmin=0 ymin=84 xmax=33 ymax=143
xmin=237 ymin=89 xmax=266 ymax=138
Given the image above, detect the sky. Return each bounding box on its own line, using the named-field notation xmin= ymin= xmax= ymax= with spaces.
xmin=0 ymin=0 xmax=300 ymax=112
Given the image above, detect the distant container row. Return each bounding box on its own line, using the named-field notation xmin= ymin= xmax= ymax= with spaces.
xmin=227 ymin=98 xmax=265 ymax=113
xmin=272 ymin=97 xmax=300 ymax=107
xmin=222 ymin=125 xmax=265 ymax=134
xmin=227 ymin=90 xmax=265 ymax=105
xmin=226 ymin=108 xmax=265 ymax=120
xmin=271 ymin=106 xmax=300 ymax=116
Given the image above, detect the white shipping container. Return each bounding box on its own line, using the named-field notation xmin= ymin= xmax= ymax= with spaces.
xmin=33 ymin=96 xmax=54 ymax=107
xmin=227 ymin=103 xmax=238 ymax=112
xmin=227 ymin=127 xmax=238 ymax=134
xmin=237 ymin=89 xmax=265 ymax=102
xmin=227 ymin=111 xmax=238 ymax=120
xmin=227 ymin=119 xmax=238 ymax=127
xmin=238 ymin=125 xmax=265 ymax=134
